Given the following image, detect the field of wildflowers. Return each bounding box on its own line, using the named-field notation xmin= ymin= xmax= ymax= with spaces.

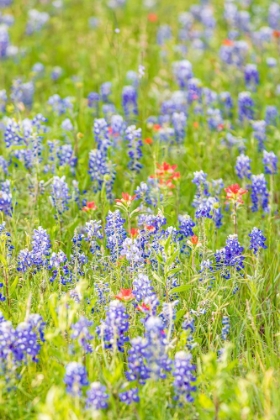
xmin=0 ymin=0 xmax=280 ymax=418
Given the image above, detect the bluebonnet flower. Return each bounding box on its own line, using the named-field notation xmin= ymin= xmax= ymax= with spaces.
xmin=215 ymin=234 xmax=245 ymax=276
xmin=249 ymin=227 xmax=267 ymax=254
xmin=137 ymin=212 xmax=166 ymax=233
xmin=203 ymin=88 xmax=218 ymax=106
xmin=219 ymin=91 xmax=233 ymax=115
xmin=182 ymin=315 xmax=196 ymax=350
xmin=0 ymin=283 xmax=5 ymax=301
xmin=26 ymin=9 xmax=49 ymax=35
xmin=0 ymin=155 xmax=8 ymax=175
xmin=267 ymin=56 xmax=277 ymax=67
xmin=70 ymin=233 xmax=87 ymax=278
xmin=195 ymin=198 xmax=212 ymax=219
xmin=71 ymin=317 xmax=93 ymax=354
xmin=105 ymin=210 xmax=127 ymax=261
xmin=94 ymin=281 xmax=110 ymax=306
xmin=0 ymin=319 xmax=17 ymax=369
xmin=64 ymin=362 xmax=88 ymax=396
xmin=125 ymin=125 xmax=142 ymax=172
xmin=192 ymin=171 xmax=209 ymax=197
xmin=171 ymin=112 xmax=187 ymax=143
xmin=88 ymin=17 xmax=99 ymax=29
xmin=252 ymin=120 xmax=266 ymax=151
xmin=11 ymin=79 xmax=34 ymax=108
xmin=135 ymin=179 xmax=161 ymax=208
xmin=119 ymin=388 xmax=140 ymax=404
xmin=251 ymin=174 xmax=269 ymax=212
xmin=48 ymin=250 xmax=68 ymax=282
xmin=132 ymin=274 xmax=155 ymax=302
xmin=178 ymin=215 xmax=195 ymax=238
xmin=207 ymin=108 xmax=224 ymax=131
xmin=173 ymin=60 xmax=193 ymax=89
xmin=0 ymin=24 xmax=10 ymax=58
xmin=86 ymin=382 xmax=109 ymax=410
xmin=27 ymin=314 xmax=46 ymax=342
xmin=17 ymin=249 xmax=33 ymax=272
xmin=157 ymin=24 xmax=172 ymax=45
xmin=14 ymin=321 xmax=41 ymax=362
xmin=268 ymin=2 xmax=280 ymax=29
xmin=88 ymin=149 xmax=109 ymax=192
xmin=32 ymin=62 xmax=44 ymax=76
xmin=51 ymin=176 xmax=70 ymax=214
xmin=110 ymin=114 xmax=125 ymax=142
xmin=221 ymin=316 xmax=230 ymax=340
xmin=93 ymin=118 xmax=111 ymax=154
xmin=102 ymin=104 xmax=116 ymax=121
xmin=244 ymin=64 xmax=259 ymax=89
xmin=97 ymin=300 xmax=129 ymax=352
xmin=48 ymin=94 xmax=73 ymax=115
xmin=265 ymin=106 xmax=278 ymax=125
xmin=126 ymin=70 xmax=138 ymax=88
xmin=122 ymin=86 xmax=138 ymax=120
xmin=121 ymin=238 xmax=144 ymax=266
xmin=199 ymin=259 xmax=214 ymax=282
xmin=51 ymin=66 xmax=63 ymax=81
xmin=263 ymin=150 xmax=277 ymax=175
xmin=100 ymin=82 xmax=112 ymax=102
xmin=173 ymin=351 xmax=196 ymax=403
xmin=235 ymin=154 xmax=251 ymax=179
xmin=30 ymin=227 xmax=51 ymax=268
xmin=87 ymin=92 xmax=100 ymax=113
xmin=83 ymin=220 xmax=103 ymax=254
xmin=238 ymin=92 xmax=254 ymax=121
xmin=0 ymin=180 xmax=12 ymax=215
xmin=144 ymin=316 xmax=172 ymax=379
xmin=187 ymin=78 xmax=202 ymax=103
xmin=160 ymin=301 xmax=179 ymax=330
xmin=126 ymin=337 xmax=150 ymax=384
xmin=0 ymin=89 xmax=7 ymax=112
xmin=0 ymin=222 xmax=14 ymax=259
xmin=58 ymin=144 xmax=77 ymax=170
xmin=61 ymin=118 xmax=73 ymax=132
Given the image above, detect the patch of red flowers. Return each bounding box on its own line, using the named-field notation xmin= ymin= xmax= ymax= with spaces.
xmin=190 ymin=235 xmax=199 ymax=245
xmin=136 ymin=302 xmax=150 ymax=312
xmin=82 ymin=201 xmax=97 ymax=212
xmin=222 ymin=39 xmax=234 ymax=46
xmin=150 ymin=162 xmax=181 ymax=189
xmin=148 ymin=13 xmax=158 ymax=23
xmin=115 ymin=289 xmax=134 ymax=302
xmin=115 ymin=192 xmax=136 ymax=205
xmin=225 ymin=184 xmax=248 ymax=204
xmin=130 ymin=228 xmax=139 ymax=238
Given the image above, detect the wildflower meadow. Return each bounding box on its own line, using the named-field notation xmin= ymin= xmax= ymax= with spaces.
xmin=0 ymin=0 xmax=280 ymax=418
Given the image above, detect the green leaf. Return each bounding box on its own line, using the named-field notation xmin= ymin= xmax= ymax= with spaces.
xmin=169 ymin=284 xmax=190 ymax=294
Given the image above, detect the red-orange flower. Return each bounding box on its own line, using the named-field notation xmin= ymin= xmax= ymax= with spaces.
xmin=136 ymin=302 xmax=150 ymax=312
xmin=144 ymin=137 xmax=153 ymax=145
xmin=115 ymin=289 xmax=134 ymax=302
xmin=273 ymin=30 xmax=280 ymax=38
xmin=222 ymin=39 xmax=234 ymax=46
xmin=150 ymin=162 xmax=180 ymax=190
xmin=130 ymin=228 xmax=139 ymax=238
xmin=148 ymin=13 xmax=158 ymax=22
xmin=115 ymin=192 xmax=136 ymax=205
xmin=153 ymin=124 xmax=161 ymax=131
xmin=82 ymin=201 xmax=97 ymax=212
xmin=190 ymin=235 xmax=199 ymax=245
xmin=225 ymin=184 xmax=248 ymax=204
